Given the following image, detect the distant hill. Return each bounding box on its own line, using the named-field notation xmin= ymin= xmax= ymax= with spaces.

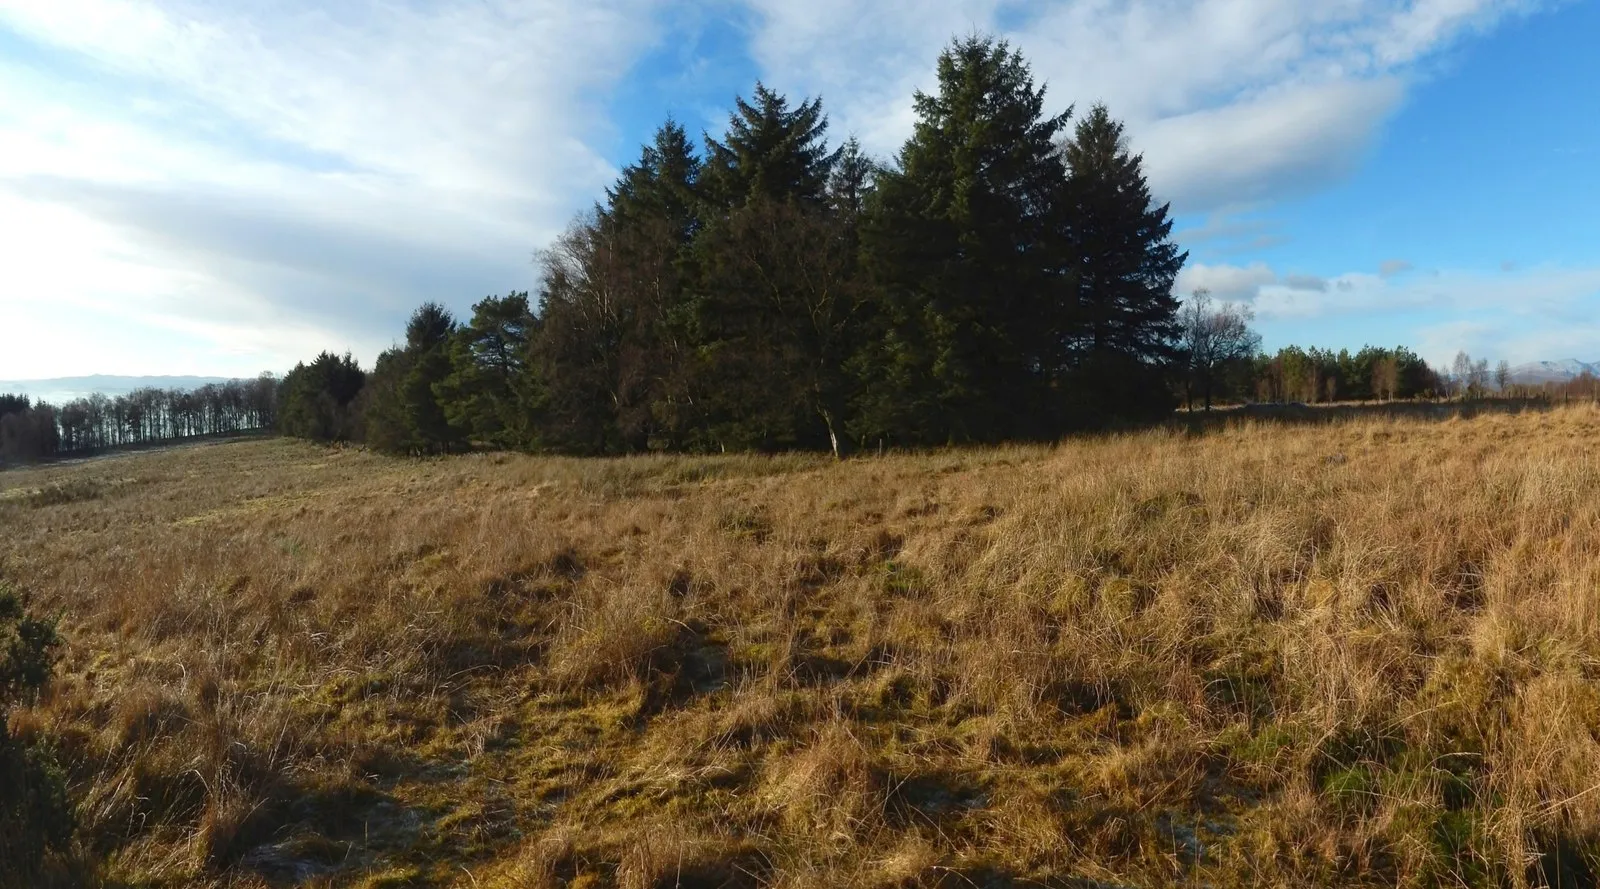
xmin=0 ymin=375 xmax=240 ymax=404
xmin=1508 ymin=360 xmax=1600 ymax=386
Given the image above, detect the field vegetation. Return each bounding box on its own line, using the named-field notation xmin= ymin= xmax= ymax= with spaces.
xmin=3 ymin=402 xmax=1600 ymax=887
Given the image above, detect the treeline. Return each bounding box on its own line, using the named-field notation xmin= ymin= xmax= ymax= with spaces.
xmin=1215 ymin=346 xmax=1443 ymax=406
xmin=0 ymin=379 xmax=277 ymax=465
xmin=282 ymin=37 xmax=1191 ymax=456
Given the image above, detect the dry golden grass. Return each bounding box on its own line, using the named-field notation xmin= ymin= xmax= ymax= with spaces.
xmin=4 ymin=404 xmax=1600 ymax=887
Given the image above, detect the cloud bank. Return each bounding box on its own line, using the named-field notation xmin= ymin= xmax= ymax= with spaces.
xmin=0 ymin=0 xmax=1566 ymax=377
xmin=743 ymin=0 xmax=1548 ymax=212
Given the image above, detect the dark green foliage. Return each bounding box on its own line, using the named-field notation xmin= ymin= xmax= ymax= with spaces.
xmin=1060 ymin=105 xmax=1187 ymax=422
xmin=265 ymin=35 xmax=1461 ymax=456
xmin=686 ymin=87 xmax=861 ymax=454
xmin=439 ymin=293 xmax=539 ymax=448
xmin=0 ymin=582 xmax=72 ymax=887
xmin=363 ymin=303 xmax=468 ymax=455
xmin=1252 ymin=345 xmax=1441 ymax=404
xmin=854 ymin=37 xmax=1074 ymax=443
xmin=278 ymin=352 xmax=366 ymax=442
xmin=702 ymin=84 xmax=841 ymax=209
xmin=692 ymin=195 xmax=864 ymax=454
xmin=529 ymin=122 xmax=707 ymax=455
xmin=0 ymin=396 xmax=58 ymax=464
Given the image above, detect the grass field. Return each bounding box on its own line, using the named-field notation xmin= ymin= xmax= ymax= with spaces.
xmin=4 ymin=403 xmax=1600 ymax=888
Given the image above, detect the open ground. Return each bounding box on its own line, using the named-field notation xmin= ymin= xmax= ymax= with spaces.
xmin=4 ymin=403 xmax=1600 ymax=888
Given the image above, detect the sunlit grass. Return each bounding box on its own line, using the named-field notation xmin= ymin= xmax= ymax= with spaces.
xmin=4 ymin=405 xmax=1600 ymax=887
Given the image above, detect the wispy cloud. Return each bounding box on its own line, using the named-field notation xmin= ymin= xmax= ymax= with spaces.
xmin=1182 ymin=257 xmax=1600 ymax=364
xmin=741 ymin=0 xmax=1550 ymax=212
xmin=0 ymin=0 xmax=665 ymax=377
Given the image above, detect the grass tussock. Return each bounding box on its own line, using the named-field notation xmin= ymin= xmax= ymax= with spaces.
xmin=5 ymin=408 xmax=1600 ymax=886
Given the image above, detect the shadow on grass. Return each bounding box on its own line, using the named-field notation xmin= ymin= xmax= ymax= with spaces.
xmin=1166 ymin=398 xmax=1558 ymax=436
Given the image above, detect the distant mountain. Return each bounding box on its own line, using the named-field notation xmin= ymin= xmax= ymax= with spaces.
xmin=0 ymin=375 xmax=240 ymax=405
xmin=1508 ymin=360 xmax=1600 ymax=385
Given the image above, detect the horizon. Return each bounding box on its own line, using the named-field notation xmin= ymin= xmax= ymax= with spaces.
xmin=2 ymin=1 xmax=1597 ymax=379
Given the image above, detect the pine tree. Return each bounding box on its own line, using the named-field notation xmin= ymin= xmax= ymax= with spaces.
xmin=856 ymin=37 xmax=1072 ymax=444
xmin=439 ymin=293 xmax=537 ymax=448
xmin=1060 ymin=104 xmax=1186 ymax=422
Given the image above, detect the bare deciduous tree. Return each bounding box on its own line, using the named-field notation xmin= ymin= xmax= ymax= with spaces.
xmin=1179 ymin=289 xmax=1262 ymax=411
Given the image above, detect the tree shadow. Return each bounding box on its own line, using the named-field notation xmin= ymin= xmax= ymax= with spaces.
xmin=1165 ymin=398 xmax=1557 ymax=436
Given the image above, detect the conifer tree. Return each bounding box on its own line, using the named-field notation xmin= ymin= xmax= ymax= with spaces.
xmin=701 ymin=84 xmax=841 ymax=210
xmin=857 ymin=37 xmax=1072 ymax=444
xmin=605 ymin=121 xmax=703 ymax=450
xmin=364 ymin=303 xmax=466 ymax=454
xmin=439 ymin=293 xmax=537 ymax=448
xmin=1060 ymin=104 xmax=1186 ymax=421
xmin=687 ymin=85 xmax=853 ymax=451
xmin=278 ymin=352 xmax=365 ymax=442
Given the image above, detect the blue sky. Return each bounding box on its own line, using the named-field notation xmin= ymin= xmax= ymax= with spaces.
xmin=0 ymin=0 xmax=1595 ymax=380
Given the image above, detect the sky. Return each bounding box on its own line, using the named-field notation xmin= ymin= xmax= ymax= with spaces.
xmin=1 ymin=0 xmax=1596 ymax=380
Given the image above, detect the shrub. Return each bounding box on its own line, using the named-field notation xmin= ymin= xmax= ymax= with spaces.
xmin=0 ymin=581 xmax=72 ymax=888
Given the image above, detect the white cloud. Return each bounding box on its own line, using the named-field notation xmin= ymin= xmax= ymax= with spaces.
xmin=740 ymin=0 xmax=1549 ymax=211
xmin=1175 ymin=261 xmax=1277 ymax=301
xmin=1190 ymin=258 xmax=1600 ymax=365
xmin=0 ymin=0 xmax=664 ymax=378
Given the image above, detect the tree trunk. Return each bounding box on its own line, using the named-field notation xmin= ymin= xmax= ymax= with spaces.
xmin=821 ymin=408 xmax=842 ymax=461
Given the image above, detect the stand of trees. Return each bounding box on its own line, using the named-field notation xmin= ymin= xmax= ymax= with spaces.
xmin=282 ymin=37 xmax=1193 ymax=456
xmin=0 ymin=379 xmax=278 ymax=466
xmin=265 ymin=36 xmax=1554 ymax=454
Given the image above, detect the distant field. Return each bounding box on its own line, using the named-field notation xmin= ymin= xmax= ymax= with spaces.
xmin=4 ymin=405 xmax=1600 ymax=888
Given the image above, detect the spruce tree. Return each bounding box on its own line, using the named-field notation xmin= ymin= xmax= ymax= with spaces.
xmin=857 ymin=37 xmax=1072 ymax=444
xmin=363 ymin=303 xmax=466 ymax=454
xmin=531 ymin=122 xmax=705 ymax=455
xmin=687 ymin=85 xmax=854 ymax=451
xmin=702 ymin=84 xmax=840 ymax=209
xmin=606 ymin=122 xmax=703 ymax=450
xmin=1060 ymin=104 xmax=1186 ymax=421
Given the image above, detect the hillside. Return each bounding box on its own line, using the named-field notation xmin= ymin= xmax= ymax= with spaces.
xmin=3 ymin=404 xmax=1599 ymax=887
xmin=1509 ymin=360 xmax=1600 ymax=386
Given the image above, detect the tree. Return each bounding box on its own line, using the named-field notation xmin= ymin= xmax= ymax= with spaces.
xmin=532 ymin=216 xmax=631 ymax=454
xmin=1452 ymin=351 xmax=1474 ymax=399
xmin=1060 ymin=104 xmax=1186 ymax=421
xmin=1178 ymin=290 xmax=1261 ymax=410
xmin=1495 ymin=359 xmax=1512 ymax=394
xmin=701 ymin=84 xmax=840 ymax=210
xmin=278 ymin=352 xmax=365 ymax=442
xmin=693 ymin=195 xmax=864 ymax=455
xmin=1373 ymin=355 xmax=1401 ymax=401
xmin=856 ymin=36 xmax=1073 ymax=444
xmin=1470 ymin=358 xmax=1490 ymax=397
xmin=363 ymin=303 xmax=466 ymax=455
xmin=439 ymin=293 xmax=538 ymax=448
xmin=687 ymin=86 xmax=860 ymax=453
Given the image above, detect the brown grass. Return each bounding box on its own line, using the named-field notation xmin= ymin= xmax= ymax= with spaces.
xmin=4 ymin=406 xmax=1600 ymax=887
